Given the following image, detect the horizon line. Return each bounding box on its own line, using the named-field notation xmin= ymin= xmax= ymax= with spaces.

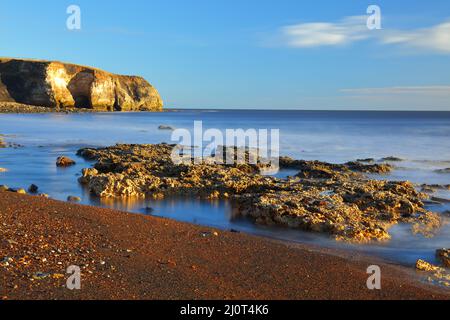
xmin=165 ymin=106 xmax=450 ymax=112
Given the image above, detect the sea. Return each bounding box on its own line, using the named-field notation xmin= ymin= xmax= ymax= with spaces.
xmin=0 ymin=110 xmax=449 ymax=266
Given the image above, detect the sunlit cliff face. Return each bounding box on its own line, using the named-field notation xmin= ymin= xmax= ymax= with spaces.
xmin=0 ymin=59 xmax=163 ymax=111
xmin=67 ymin=71 xmax=96 ymax=109
xmin=46 ymin=63 xmax=163 ymax=110
xmin=90 ymin=75 xmax=115 ymax=111
xmin=46 ymin=63 xmax=74 ymax=108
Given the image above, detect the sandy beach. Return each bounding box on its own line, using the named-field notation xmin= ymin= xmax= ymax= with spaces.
xmin=1 ymin=190 xmax=448 ymax=300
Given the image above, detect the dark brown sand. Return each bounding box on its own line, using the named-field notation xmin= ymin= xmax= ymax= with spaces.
xmin=0 ymin=191 xmax=448 ymax=300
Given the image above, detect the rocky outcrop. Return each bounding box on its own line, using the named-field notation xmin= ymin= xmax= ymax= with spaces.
xmin=76 ymin=144 xmax=441 ymax=242
xmin=416 ymin=258 xmax=450 ymax=287
xmin=56 ymin=156 xmax=76 ymax=167
xmin=0 ymin=58 xmax=163 ymax=111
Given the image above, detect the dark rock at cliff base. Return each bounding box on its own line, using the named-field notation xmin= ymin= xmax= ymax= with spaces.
xmin=0 ymin=58 xmax=163 ymax=111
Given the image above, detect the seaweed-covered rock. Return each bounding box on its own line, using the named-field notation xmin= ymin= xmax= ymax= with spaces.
xmin=280 ymin=157 xmax=392 ymax=177
xmin=345 ymin=161 xmax=392 ymax=174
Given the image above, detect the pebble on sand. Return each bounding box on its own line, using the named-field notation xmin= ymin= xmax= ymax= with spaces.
xmin=28 ymin=184 xmax=39 ymax=193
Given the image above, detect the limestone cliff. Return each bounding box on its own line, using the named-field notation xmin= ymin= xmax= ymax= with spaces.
xmin=0 ymin=58 xmax=163 ymax=111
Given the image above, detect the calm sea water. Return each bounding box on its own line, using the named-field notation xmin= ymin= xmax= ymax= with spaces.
xmin=0 ymin=110 xmax=449 ymax=266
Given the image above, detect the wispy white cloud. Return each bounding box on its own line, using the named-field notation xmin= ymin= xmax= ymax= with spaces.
xmin=381 ymin=22 xmax=450 ymax=53
xmin=340 ymin=86 xmax=450 ymax=95
xmin=330 ymin=86 xmax=450 ymax=110
xmin=279 ymin=17 xmax=450 ymax=54
xmin=282 ymin=16 xmax=369 ymax=48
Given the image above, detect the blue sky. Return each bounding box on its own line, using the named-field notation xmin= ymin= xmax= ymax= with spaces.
xmin=1 ymin=0 xmax=450 ymax=110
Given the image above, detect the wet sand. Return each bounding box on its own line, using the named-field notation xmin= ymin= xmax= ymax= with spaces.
xmin=0 ymin=191 xmax=449 ymax=300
